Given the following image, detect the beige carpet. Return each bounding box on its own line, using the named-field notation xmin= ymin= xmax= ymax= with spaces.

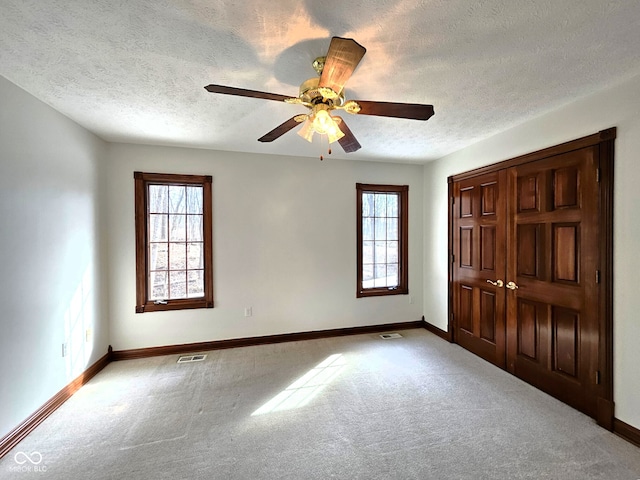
xmin=1 ymin=329 xmax=639 ymax=479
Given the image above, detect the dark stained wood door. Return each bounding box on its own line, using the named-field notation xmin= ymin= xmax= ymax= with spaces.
xmin=449 ymin=129 xmax=615 ymax=424
xmin=505 ymin=146 xmax=601 ymax=417
xmin=451 ymin=171 xmax=507 ymax=368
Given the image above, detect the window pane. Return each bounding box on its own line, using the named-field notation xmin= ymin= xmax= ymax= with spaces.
xmin=362 ymin=193 xmax=375 ymax=217
xmin=374 ymin=194 xmax=387 ymax=217
xmin=375 ymin=217 xmax=387 ymax=240
xmin=187 ymin=243 xmax=204 ymax=269
xmin=149 ymin=214 xmax=168 ymax=242
xmin=387 ymin=218 xmax=398 ymax=240
xmin=169 ymin=185 xmax=186 ymax=214
xmin=187 ymin=215 xmax=203 ymax=242
xmin=363 ymin=241 xmax=374 ymax=264
xmin=187 ymin=186 xmax=203 ymax=214
xmin=363 ymin=264 xmax=374 ymax=288
xmin=387 ymin=194 xmax=398 ymax=217
xmin=136 ymin=172 xmax=213 ymax=312
xmin=356 ymin=184 xmax=407 ymax=297
xmin=374 ymin=264 xmax=387 ymax=287
xmin=169 ymin=270 xmax=187 ymax=299
xmin=363 ymin=218 xmax=374 ymax=241
xmin=387 ymin=241 xmax=399 ymax=263
xmin=148 ymin=185 xmax=168 ymax=213
xmin=169 ymin=214 xmax=186 ymax=241
xmin=375 ymin=241 xmax=386 ymax=264
xmin=188 ymin=270 xmax=204 ymax=298
xmin=149 ymin=271 xmax=168 ymax=300
xmin=169 ymin=242 xmax=186 ymax=270
xmin=387 ymin=264 xmax=399 ymax=287
xmin=149 ymin=243 xmax=168 ymax=271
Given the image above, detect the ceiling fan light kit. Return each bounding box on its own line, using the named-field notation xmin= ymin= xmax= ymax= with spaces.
xmin=297 ymin=104 xmax=345 ymax=144
xmin=204 ymin=36 xmax=434 ymax=155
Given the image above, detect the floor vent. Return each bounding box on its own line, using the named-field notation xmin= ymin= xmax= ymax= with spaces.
xmin=380 ymin=333 xmax=403 ymax=339
xmin=177 ymin=354 xmax=207 ymax=363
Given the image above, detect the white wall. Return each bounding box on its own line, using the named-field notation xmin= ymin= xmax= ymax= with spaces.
xmin=0 ymin=76 xmax=109 ymax=439
xmin=106 ymin=144 xmax=424 ymax=350
xmin=423 ymin=73 xmax=640 ymax=430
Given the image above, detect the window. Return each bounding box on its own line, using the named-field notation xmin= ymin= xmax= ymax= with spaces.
xmin=356 ymin=183 xmax=408 ymax=297
xmin=134 ymin=172 xmax=213 ymax=313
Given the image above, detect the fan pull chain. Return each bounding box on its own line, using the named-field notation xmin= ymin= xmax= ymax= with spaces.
xmin=320 ymin=134 xmax=326 ymax=161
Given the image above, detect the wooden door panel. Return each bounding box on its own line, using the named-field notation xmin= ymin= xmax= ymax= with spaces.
xmin=459 ymin=284 xmax=473 ymax=333
xmin=553 ymin=166 xmax=579 ymax=209
xmin=480 ymin=290 xmax=496 ymax=343
xmin=480 ymin=226 xmax=496 ymax=271
xmin=460 ymin=187 xmax=474 ymax=217
xmin=452 ymin=171 xmax=506 ymax=368
xmin=517 ymin=299 xmax=539 ymax=361
xmin=460 ymin=227 xmax=473 ymax=268
xmin=553 ymin=223 xmax=579 ymax=283
xmin=518 ymin=174 xmax=540 ymax=212
xmin=517 ymin=224 xmax=541 ymax=278
xmin=481 ymin=182 xmax=498 ymax=215
xmin=553 ymin=307 xmax=580 ymax=378
xmin=507 ymin=146 xmax=599 ymax=417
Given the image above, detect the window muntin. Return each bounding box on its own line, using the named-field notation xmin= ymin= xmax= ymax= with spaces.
xmin=135 ymin=172 xmax=213 ymax=312
xmin=357 ymin=184 xmax=408 ymax=297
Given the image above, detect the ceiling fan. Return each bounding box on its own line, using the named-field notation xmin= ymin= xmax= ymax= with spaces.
xmin=204 ymin=37 xmax=434 ymax=154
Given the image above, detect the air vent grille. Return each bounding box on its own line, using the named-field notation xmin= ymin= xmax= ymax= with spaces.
xmin=177 ymin=354 xmax=207 ymax=363
xmin=379 ymin=333 xmax=403 ymax=339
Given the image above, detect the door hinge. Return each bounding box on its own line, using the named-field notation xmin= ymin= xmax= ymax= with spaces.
xmin=451 ymin=196 xmax=455 ymax=205
xmin=595 ymin=270 xmax=601 ymax=284
xmin=596 ymin=168 xmax=601 ymax=183
xmin=595 ymin=370 xmax=601 ymax=385
xmin=451 ymin=253 xmax=455 ymax=264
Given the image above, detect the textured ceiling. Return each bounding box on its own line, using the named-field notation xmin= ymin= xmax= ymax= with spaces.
xmin=2 ymin=1 xmax=640 ymax=163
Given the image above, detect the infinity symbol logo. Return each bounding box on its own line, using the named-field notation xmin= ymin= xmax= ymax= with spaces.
xmin=14 ymin=451 xmax=43 ymax=465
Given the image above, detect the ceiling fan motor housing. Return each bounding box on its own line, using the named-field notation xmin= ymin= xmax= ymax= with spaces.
xmin=299 ymin=77 xmax=345 ymax=106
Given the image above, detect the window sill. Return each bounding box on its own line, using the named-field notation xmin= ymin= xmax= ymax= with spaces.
xmin=136 ymin=299 xmax=214 ymax=313
xmin=357 ymin=288 xmax=408 ymax=298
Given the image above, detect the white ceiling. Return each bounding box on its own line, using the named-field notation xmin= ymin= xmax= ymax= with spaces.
xmin=2 ymin=1 xmax=640 ymax=163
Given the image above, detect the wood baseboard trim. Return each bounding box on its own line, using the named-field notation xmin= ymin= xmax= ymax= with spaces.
xmin=614 ymin=418 xmax=640 ymax=448
xmin=596 ymin=397 xmax=615 ymax=431
xmin=112 ymin=320 xmax=424 ymax=361
xmin=422 ymin=316 xmax=452 ymax=342
xmin=0 ymin=348 xmax=112 ymax=459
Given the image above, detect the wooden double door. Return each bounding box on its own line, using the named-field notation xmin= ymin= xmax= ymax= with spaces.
xmin=450 ymin=131 xmax=614 ymax=424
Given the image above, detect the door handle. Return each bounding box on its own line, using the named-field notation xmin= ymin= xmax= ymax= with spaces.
xmin=506 ymin=281 xmax=519 ymax=290
xmin=486 ymin=279 xmax=504 ymax=287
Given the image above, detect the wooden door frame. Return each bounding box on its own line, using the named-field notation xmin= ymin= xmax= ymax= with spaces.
xmin=447 ymin=127 xmax=616 ymax=429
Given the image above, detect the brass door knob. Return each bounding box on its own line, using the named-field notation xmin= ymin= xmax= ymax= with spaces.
xmin=506 ymin=281 xmax=519 ymax=290
xmin=486 ymin=279 xmax=504 ymax=287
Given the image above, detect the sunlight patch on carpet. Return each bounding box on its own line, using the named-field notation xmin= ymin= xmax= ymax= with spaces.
xmin=251 ymin=353 xmax=346 ymax=416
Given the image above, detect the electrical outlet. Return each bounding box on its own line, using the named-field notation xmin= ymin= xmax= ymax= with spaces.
xmin=409 ymin=296 xmax=414 ymax=304
xmin=244 ymin=307 xmax=252 ymax=317
xmin=85 ymin=328 xmax=92 ymax=342
xmin=62 ymin=343 xmax=68 ymax=357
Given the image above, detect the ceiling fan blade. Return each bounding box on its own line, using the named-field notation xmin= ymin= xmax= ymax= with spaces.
xmin=204 ymin=84 xmax=292 ymax=102
xmin=354 ymin=100 xmax=435 ymax=120
xmin=334 ymin=116 xmax=361 ymax=153
xmin=257 ymin=117 xmax=301 ymax=143
xmin=319 ymin=37 xmax=366 ymax=94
